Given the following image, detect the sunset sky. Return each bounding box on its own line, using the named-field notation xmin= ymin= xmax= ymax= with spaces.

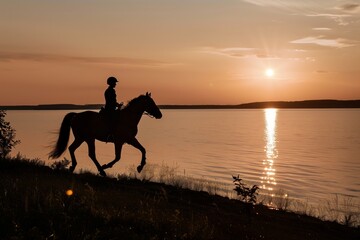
xmin=1 ymin=0 xmax=359 ymax=105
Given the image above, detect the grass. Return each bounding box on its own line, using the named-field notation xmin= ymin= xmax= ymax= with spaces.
xmin=256 ymin=190 xmax=360 ymax=228
xmin=127 ymin=162 xmax=226 ymax=196
xmin=127 ymin=161 xmax=360 ymax=228
xmin=1 ymin=156 xmax=359 ymax=240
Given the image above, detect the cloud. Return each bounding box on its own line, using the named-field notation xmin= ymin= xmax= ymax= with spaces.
xmin=337 ymin=3 xmax=360 ymax=12
xmin=243 ymin=1 xmax=357 ymax=26
xmin=242 ymin=0 xmax=273 ymax=7
xmin=312 ymin=27 xmax=332 ymax=31
xmin=200 ymin=47 xmax=308 ymax=62
xmin=306 ymin=13 xmax=351 ymax=26
xmin=290 ymin=36 xmax=356 ymax=48
xmin=200 ymin=47 xmax=276 ymax=59
xmin=0 ymin=52 xmax=170 ymax=68
xmin=201 ymin=47 xmax=314 ymax=64
xmin=241 ymin=0 xmax=304 ymax=8
xmin=243 ymin=0 xmax=359 ymax=27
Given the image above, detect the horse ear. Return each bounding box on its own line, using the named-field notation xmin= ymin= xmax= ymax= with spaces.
xmin=149 ymin=92 xmax=152 ymax=97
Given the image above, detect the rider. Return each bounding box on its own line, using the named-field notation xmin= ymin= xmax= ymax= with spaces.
xmin=105 ymin=76 xmax=122 ymax=111
xmin=104 ymin=76 xmax=123 ymax=141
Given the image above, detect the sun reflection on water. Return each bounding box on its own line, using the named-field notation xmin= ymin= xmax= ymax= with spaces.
xmin=261 ymin=108 xmax=278 ymax=193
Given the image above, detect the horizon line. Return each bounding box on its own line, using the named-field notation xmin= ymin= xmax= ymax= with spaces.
xmin=1 ymin=99 xmax=360 ymax=110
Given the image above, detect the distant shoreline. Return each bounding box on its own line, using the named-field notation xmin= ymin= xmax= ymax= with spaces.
xmin=1 ymin=99 xmax=360 ymax=110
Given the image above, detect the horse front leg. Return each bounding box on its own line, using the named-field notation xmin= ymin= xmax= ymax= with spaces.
xmin=102 ymin=141 xmax=123 ymax=170
xmin=128 ymin=138 xmax=146 ymax=173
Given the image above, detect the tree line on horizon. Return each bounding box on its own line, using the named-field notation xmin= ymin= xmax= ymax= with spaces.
xmin=1 ymin=99 xmax=360 ymax=110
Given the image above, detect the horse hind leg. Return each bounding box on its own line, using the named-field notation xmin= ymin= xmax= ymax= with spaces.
xmin=102 ymin=141 xmax=123 ymax=170
xmin=86 ymin=139 xmax=107 ymax=177
xmin=68 ymin=138 xmax=83 ymax=172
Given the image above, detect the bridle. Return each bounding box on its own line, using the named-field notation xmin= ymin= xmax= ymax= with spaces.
xmin=144 ymin=111 xmax=155 ymax=118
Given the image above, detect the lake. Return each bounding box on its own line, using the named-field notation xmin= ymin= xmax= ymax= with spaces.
xmin=6 ymin=109 xmax=360 ymax=215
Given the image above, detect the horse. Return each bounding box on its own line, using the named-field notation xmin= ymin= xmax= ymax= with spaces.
xmin=49 ymin=92 xmax=162 ymax=176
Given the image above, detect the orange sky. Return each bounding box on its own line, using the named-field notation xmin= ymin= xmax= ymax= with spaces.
xmin=1 ymin=0 xmax=359 ymax=105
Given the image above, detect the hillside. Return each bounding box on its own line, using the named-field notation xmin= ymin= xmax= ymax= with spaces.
xmin=0 ymin=157 xmax=359 ymax=240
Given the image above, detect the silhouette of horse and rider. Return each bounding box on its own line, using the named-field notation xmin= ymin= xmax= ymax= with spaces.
xmin=49 ymin=76 xmax=162 ymax=176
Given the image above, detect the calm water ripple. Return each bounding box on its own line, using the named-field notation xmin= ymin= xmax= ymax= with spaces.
xmin=7 ymin=109 xmax=360 ymax=210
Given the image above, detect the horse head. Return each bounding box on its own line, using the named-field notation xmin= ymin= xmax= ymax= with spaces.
xmin=143 ymin=92 xmax=162 ymax=119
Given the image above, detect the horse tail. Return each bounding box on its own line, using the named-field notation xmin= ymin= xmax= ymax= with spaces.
xmin=49 ymin=112 xmax=77 ymax=159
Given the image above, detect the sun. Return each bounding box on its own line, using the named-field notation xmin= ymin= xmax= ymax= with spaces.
xmin=265 ymin=68 xmax=274 ymax=78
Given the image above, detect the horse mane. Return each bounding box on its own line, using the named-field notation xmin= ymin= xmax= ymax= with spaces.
xmin=122 ymin=94 xmax=147 ymax=110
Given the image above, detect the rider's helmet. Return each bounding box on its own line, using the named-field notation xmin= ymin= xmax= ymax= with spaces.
xmin=107 ymin=76 xmax=118 ymax=85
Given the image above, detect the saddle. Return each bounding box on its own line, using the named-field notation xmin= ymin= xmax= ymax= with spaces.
xmin=99 ymin=107 xmax=123 ymax=117
xmin=99 ymin=102 xmax=124 ymax=116
xmin=99 ymin=107 xmax=107 ymax=116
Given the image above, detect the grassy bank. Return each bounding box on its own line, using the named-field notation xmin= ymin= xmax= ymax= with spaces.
xmin=0 ymin=157 xmax=359 ymax=240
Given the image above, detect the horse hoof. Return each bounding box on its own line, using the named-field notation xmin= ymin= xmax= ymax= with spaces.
xmin=69 ymin=166 xmax=75 ymax=173
xmin=137 ymin=165 xmax=143 ymax=173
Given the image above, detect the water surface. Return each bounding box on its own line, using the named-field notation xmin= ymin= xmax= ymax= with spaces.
xmin=7 ymin=109 xmax=360 ymax=207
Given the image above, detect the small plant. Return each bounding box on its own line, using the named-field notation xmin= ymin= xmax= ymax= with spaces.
xmin=0 ymin=110 xmax=20 ymax=158
xmin=232 ymin=175 xmax=259 ymax=204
